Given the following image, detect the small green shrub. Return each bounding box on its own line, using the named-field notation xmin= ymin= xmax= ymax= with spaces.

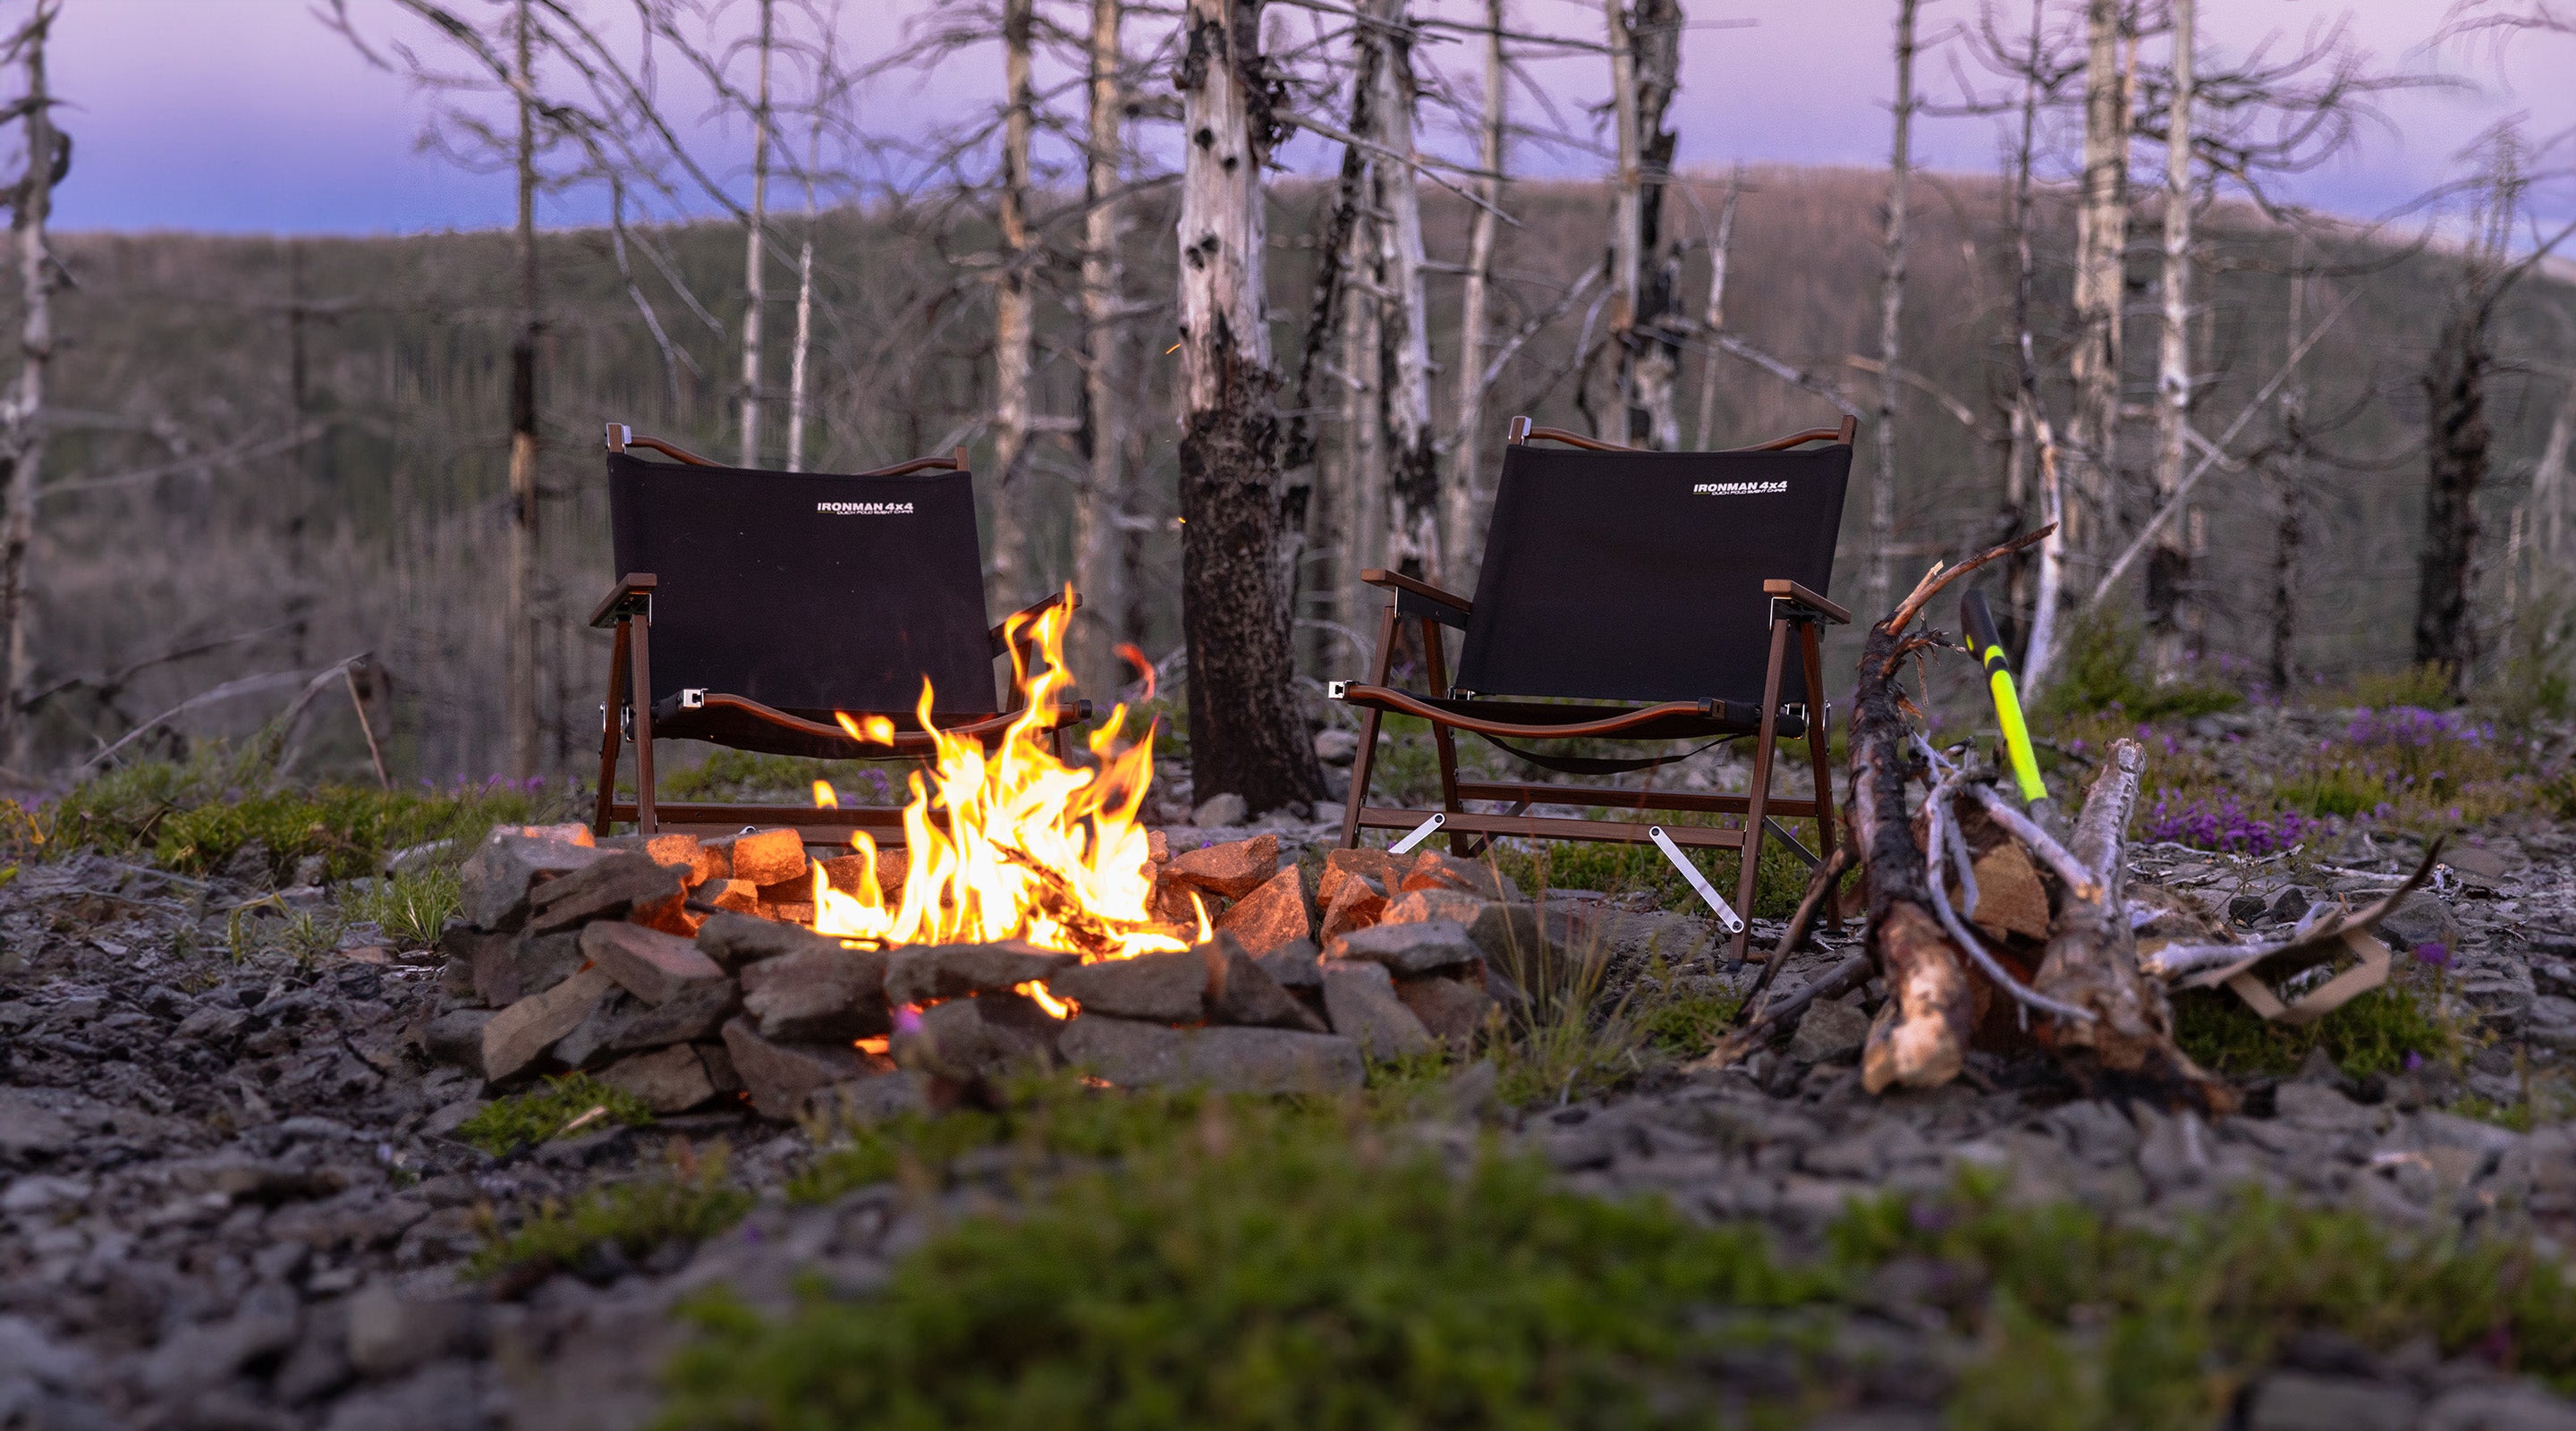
xmin=468 ymin=1143 xmax=752 ymax=1282
xmin=2338 ymin=663 xmax=2461 ymax=712
xmin=2037 ymin=610 xmax=2241 ymax=721
xmin=2278 ymin=761 xmax=2393 ymax=819
xmin=456 ymin=1073 xmax=657 ymax=1156
xmin=346 ymin=864 xmax=462 ymax=949
xmin=1634 ymin=987 xmax=1744 ymax=1057
xmin=2171 ymin=981 xmax=2461 ymax=1080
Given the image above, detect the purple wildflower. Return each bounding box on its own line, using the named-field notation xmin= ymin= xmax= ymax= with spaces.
xmin=2140 ymin=790 xmax=2314 ymax=857
xmin=2412 ymin=941 xmax=2451 ymax=970
xmin=2403 ymin=1051 xmax=2424 ymax=1071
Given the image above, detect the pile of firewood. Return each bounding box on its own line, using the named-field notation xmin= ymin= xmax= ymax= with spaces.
xmin=1705 ymin=532 xmax=2434 ymax=1110
xmin=416 ymin=824 xmax=1555 ymax=1123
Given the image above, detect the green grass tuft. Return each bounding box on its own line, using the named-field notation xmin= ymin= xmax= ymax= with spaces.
xmin=345 ymin=863 xmax=463 ymax=949
xmin=2170 ymin=982 xmax=2461 ymax=1080
xmin=2037 ymin=609 xmax=2242 ymax=721
xmin=456 ymin=1072 xmax=657 ymax=1156
xmin=468 ymin=1143 xmax=752 ymax=1283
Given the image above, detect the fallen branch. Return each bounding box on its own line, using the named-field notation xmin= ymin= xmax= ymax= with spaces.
xmin=1690 ymin=953 xmax=1874 ymax=1071
xmin=1730 ymin=843 xmax=1854 ymax=1024
xmin=2144 ymin=843 xmax=2442 ymax=984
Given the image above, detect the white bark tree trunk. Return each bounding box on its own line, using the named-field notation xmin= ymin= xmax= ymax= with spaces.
xmin=2067 ymin=0 xmax=2130 ymax=586
xmin=1603 ymin=0 xmax=1640 ymax=441
xmin=1441 ymin=0 xmax=1505 ymax=583
xmin=1690 ymin=173 xmax=1738 ymax=452
xmin=1606 ymin=0 xmax=1682 ymax=447
xmin=0 ymin=3 xmax=57 ymax=768
xmin=2147 ymin=0 xmax=2196 ymax=677
xmin=1073 ymin=0 xmax=1126 ymax=697
xmin=2001 ymin=0 xmax=2044 ymax=649
xmin=1867 ymin=0 xmax=1918 ymax=625
xmin=1174 ymin=0 xmax=1323 ymax=810
xmin=989 ymin=0 xmax=1037 ymax=605
xmin=2537 ymin=384 xmax=2572 ymax=564
xmin=738 ymin=0 xmax=772 ymax=468
xmin=1366 ymin=0 xmax=1439 ymax=581
xmin=786 ymin=223 xmax=813 ymax=471
xmin=506 ymin=0 xmax=541 ymax=779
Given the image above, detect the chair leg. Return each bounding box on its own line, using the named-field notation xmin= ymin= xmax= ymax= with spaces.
xmin=631 ymin=615 xmax=659 ymax=836
xmin=1798 ymin=621 xmax=1843 ymax=933
xmin=1416 ymin=614 xmax=1470 ymax=854
xmin=1732 ymin=618 xmax=1795 ymax=961
xmin=594 ymin=619 xmax=631 ymax=836
xmin=1338 ymin=605 xmax=1402 ymax=848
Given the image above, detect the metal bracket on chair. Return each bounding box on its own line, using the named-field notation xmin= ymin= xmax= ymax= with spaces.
xmin=1388 ymin=811 xmax=1445 ymax=854
xmin=1762 ymin=817 xmax=1822 ymax=870
xmin=1648 ymin=826 xmax=1745 ymax=934
xmin=1326 ymin=681 xmax=1349 ymax=700
xmin=1783 ymin=702 xmax=1808 ymax=724
xmin=680 ymin=689 xmax=707 ymax=709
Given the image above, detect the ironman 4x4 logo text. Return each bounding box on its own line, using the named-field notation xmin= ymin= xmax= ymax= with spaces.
xmin=1691 ymin=479 xmax=1788 ymax=496
xmin=817 ymin=500 xmax=915 ymax=516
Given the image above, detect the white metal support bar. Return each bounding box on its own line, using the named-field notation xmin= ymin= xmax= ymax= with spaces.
xmin=1648 ymin=825 xmax=1745 ymax=934
xmin=1388 ymin=811 xmax=1446 ymax=854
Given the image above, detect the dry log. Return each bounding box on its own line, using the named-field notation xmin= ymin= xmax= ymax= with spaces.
xmin=2029 ymin=740 xmax=2236 ymax=1113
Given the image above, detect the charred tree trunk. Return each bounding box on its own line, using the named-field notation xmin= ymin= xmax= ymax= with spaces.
xmin=506 ymin=0 xmax=542 ymax=781
xmin=2417 ymin=295 xmax=2492 ymax=693
xmin=1175 ymin=0 xmax=1324 ymax=813
xmin=0 ymin=2 xmax=56 ymax=768
xmin=739 ymin=0 xmax=772 ymax=468
xmin=1366 ymin=0 xmax=1439 ymax=582
xmin=1441 ymin=0 xmax=1506 ymax=583
xmin=2146 ymin=0 xmax=2196 ymax=678
xmin=2267 ymin=241 xmax=2309 ymax=694
xmin=1607 ymin=0 xmax=1682 ymax=448
xmin=1867 ymin=0 xmax=1918 ymax=624
xmin=1072 ymin=0 xmax=1127 ymax=697
xmin=2000 ymin=0 xmax=2046 ymax=673
xmin=989 ymin=0 xmax=1038 ymax=606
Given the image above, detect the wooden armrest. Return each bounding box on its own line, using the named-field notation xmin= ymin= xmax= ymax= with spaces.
xmin=990 ymin=590 xmax=1081 ymax=655
xmin=1360 ymin=569 xmax=1471 ymax=614
xmin=860 ymin=446 xmax=971 ymax=477
xmin=1505 ymin=416 xmax=1640 ymax=453
xmin=606 ymin=424 xmax=719 ymax=467
xmin=1763 ymin=579 xmax=1850 ymax=625
xmin=590 ymin=572 xmax=657 ymax=629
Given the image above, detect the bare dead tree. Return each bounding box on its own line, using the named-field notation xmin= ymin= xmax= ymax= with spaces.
xmin=1176 ymin=0 xmax=1324 ymax=812
xmin=1367 ymin=0 xmax=1441 ymax=582
xmin=987 ymin=0 xmax=1038 ymax=606
xmin=507 ymin=0 xmax=541 ymax=781
xmin=1442 ymin=0 xmax=1508 ymax=581
xmin=1072 ymin=0 xmax=1128 ymax=697
xmin=2064 ymin=0 xmax=2130 ymax=614
xmin=2144 ymin=0 xmax=2195 ymax=676
xmin=2267 ymin=232 xmax=2309 ymax=693
xmin=1868 ymin=0 xmax=1922 ymax=625
xmin=2415 ymin=131 xmax=2576 ymax=692
xmin=739 ymin=0 xmax=775 ymax=468
xmin=1605 ymin=0 xmax=1682 ymax=447
xmin=0 ymin=0 xmax=61 ymax=769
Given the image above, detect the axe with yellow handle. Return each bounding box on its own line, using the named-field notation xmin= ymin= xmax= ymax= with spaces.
xmin=1961 ymin=588 xmax=2051 ymax=811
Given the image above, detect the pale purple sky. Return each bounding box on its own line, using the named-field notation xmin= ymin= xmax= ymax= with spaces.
xmin=45 ymin=0 xmax=2572 ymax=236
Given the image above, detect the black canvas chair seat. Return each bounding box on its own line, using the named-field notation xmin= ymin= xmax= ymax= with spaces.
xmin=1332 ymin=417 xmax=1857 ymax=961
xmin=589 ymin=426 xmax=1083 ymax=842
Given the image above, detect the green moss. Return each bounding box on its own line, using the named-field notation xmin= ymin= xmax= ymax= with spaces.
xmin=662 ymin=1137 xmax=2576 ymax=1431
xmin=456 ymin=1073 xmax=657 ymax=1156
xmin=1490 ymin=821 xmax=1818 ymax=920
xmin=468 ymin=1144 xmax=753 ymax=1282
xmin=2171 ymin=982 xmax=2460 ymax=1080
xmin=1635 ymin=988 xmax=1744 ymax=1057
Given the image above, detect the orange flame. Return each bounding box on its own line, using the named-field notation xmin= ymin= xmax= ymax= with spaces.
xmin=811 ymin=780 xmax=838 ymax=809
xmin=1115 ymin=642 xmax=1157 ymax=703
xmin=809 ymin=587 xmax=1186 ymax=964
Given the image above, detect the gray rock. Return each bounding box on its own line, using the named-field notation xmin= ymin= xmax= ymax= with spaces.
xmin=174 ymin=1003 xmax=250 ymax=1043
xmin=2419 ymin=1383 xmax=2576 ymax=1431
xmin=1318 ymin=959 xmax=1435 ymax=1059
xmin=479 ymin=967 xmax=616 ymax=1083
xmin=1394 ymin=972 xmax=1495 ymax=1045
xmin=708 ymin=826 xmax=809 ymax=886
xmin=527 ymin=852 xmax=691 ymax=934
xmin=723 ymin=1016 xmax=890 ymax=1120
xmin=143 ymin=1283 xmax=302 ymax=1396
xmin=606 ymin=978 xmax=741 ymax=1052
xmin=1046 ymin=950 xmax=1209 ymax=1022
xmin=695 ymin=911 xmax=850 ymax=971
xmin=1207 ymin=936 xmax=1327 ymax=1031
xmin=0 ymin=1089 xmax=73 ymax=1159
xmin=2244 ymin=1373 xmax=2416 ymax=1431
xmin=2275 ymin=1081 xmax=2380 ymax=1132
xmin=319 ymin=1359 xmax=487 ymax=1431
xmin=2380 ymin=893 xmax=2463 ymax=956
xmin=419 ymin=1011 xmax=493 ymax=1078
xmin=551 ymin=989 xmax=643 ymax=1071
xmin=1328 ymin=917 xmax=1485 ymax=976
xmin=895 ymin=993 xmax=1055 ymax=1084
xmin=597 ymin=1045 xmax=718 ymax=1113
xmin=1192 ymin=792 xmax=1249 ymax=828
xmin=1253 ymin=939 xmax=1322 ymax=990
xmin=345 ymin=1284 xmax=486 ymax=1381
xmin=812 ymin=1071 xmax=933 ymax=1127
xmin=273 ymin=1297 xmax=353 ymax=1406
xmin=883 ymin=942 xmax=1077 ymax=1007
xmin=579 ymin=920 xmax=726 ymax=1006
xmin=739 ymin=944 xmax=891 ymax=1041
xmin=1058 ymin=1015 xmax=1363 ymax=1093
xmin=504 ymin=931 xmax=588 ymax=1004
xmin=458 ymin=826 xmax=604 ymax=931
xmin=1788 ymin=996 xmax=1869 ymax=1064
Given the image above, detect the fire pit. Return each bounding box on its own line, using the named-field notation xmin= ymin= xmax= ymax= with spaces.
xmin=424 ymin=605 xmax=1538 ymax=1123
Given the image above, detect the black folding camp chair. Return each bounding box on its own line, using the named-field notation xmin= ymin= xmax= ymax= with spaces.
xmin=1330 ymin=415 xmax=1856 ymax=961
xmin=590 ymin=423 xmax=1084 ymax=841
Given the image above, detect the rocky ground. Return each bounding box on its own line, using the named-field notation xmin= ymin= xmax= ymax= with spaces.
xmin=5 ymin=758 xmax=2576 ymax=1427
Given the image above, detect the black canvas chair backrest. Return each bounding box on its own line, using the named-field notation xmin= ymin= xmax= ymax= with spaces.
xmin=1455 ymin=442 xmax=1853 ymax=707
xmin=607 ymin=453 xmax=998 ymax=719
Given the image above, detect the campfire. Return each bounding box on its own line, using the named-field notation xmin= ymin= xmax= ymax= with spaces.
xmin=804 ymin=594 xmax=1203 ymax=967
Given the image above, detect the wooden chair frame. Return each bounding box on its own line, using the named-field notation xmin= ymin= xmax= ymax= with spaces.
xmin=1333 ymin=415 xmax=1856 ymax=961
xmin=591 ymin=424 xmax=1082 ymax=843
